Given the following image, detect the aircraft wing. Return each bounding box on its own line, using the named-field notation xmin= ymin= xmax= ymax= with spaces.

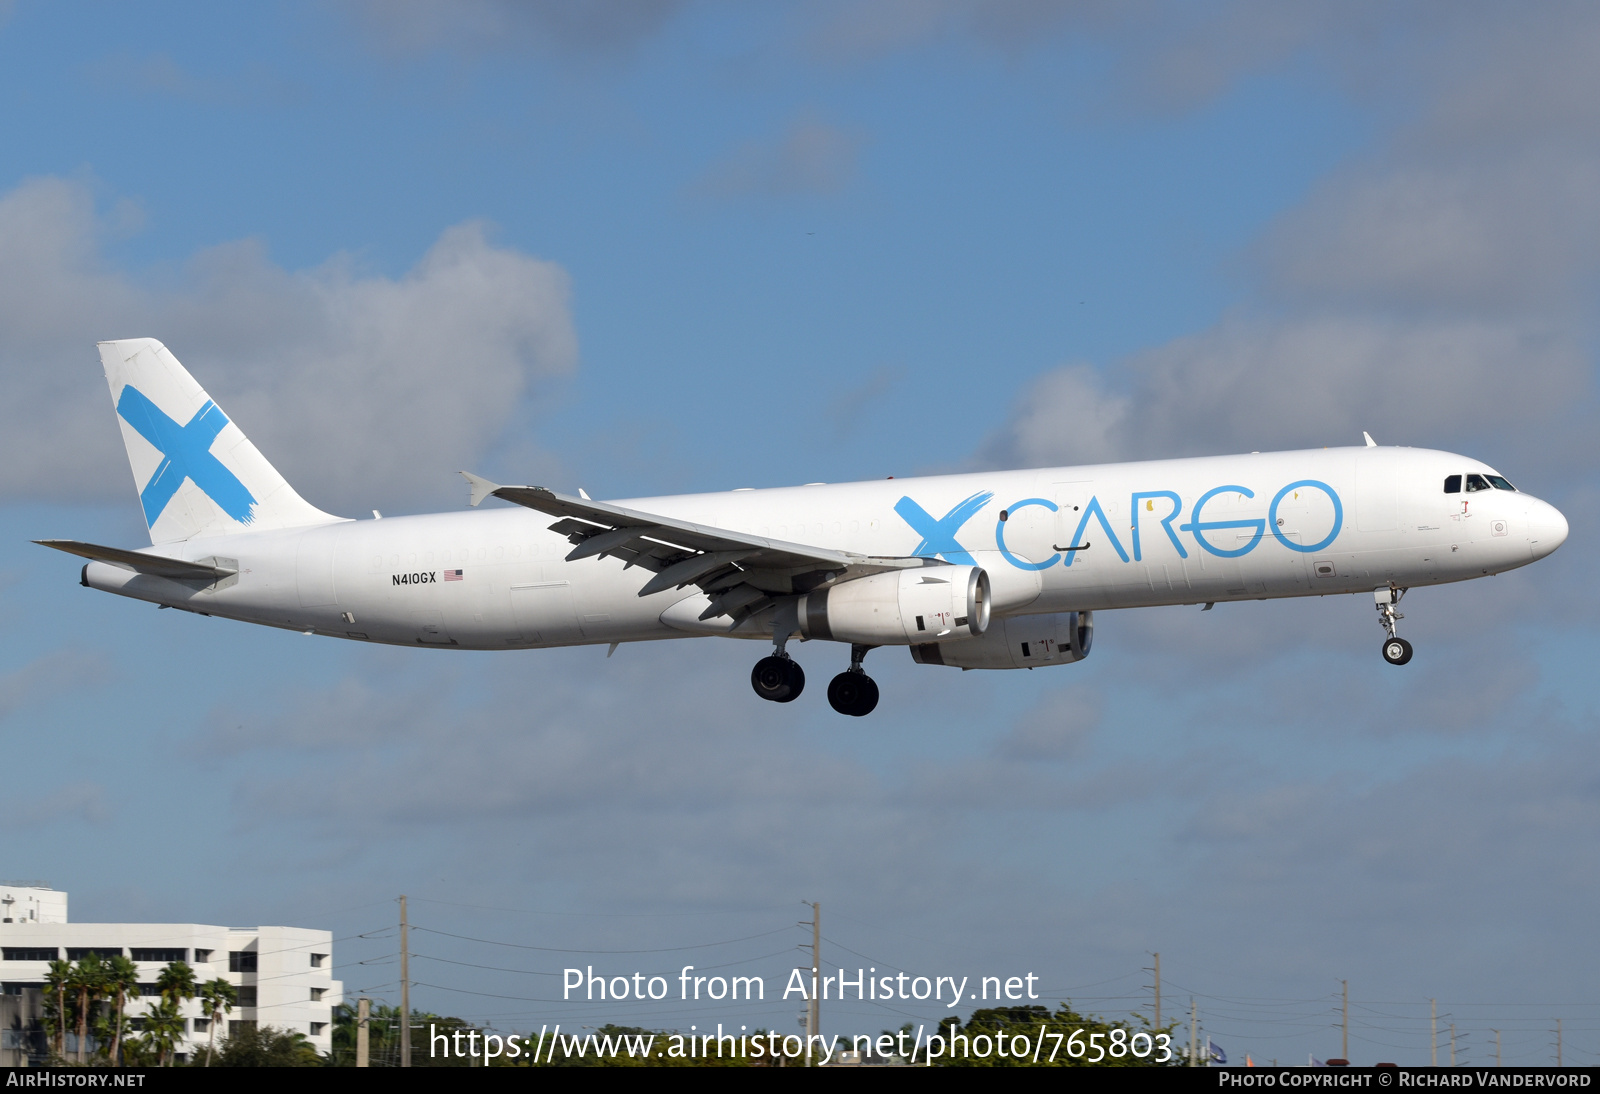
xmin=35 ymin=539 xmax=238 ymax=582
xmin=461 ymin=472 xmax=920 ymax=622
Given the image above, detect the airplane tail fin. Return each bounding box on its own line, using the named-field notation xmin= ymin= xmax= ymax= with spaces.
xmin=98 ymin=338 xmax=345 ymax=544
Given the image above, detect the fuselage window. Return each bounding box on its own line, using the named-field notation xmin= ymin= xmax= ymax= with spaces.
xmin=1443 ymin=475 xmax=1461 ymax=494
xmin=1465 ymin=473 xmax=1492 ymax=492
xmin=1486 ymin=475 xmax=1517 ymax=491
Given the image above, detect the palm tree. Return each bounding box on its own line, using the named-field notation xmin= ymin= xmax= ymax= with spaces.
xmin=138 ymin=998 xmax=185 ymax=1067
xmin=103 ymin=955 xmax=140 ymax=1065
xmin=151 ymin=960 xmax=197 ymax=1065
xmin=196 ymin=978 xmax=237 ymax=1066
xmin=210 ymin=1024 xmax=324 ymax=1067
xmin=155 ymin=959 xmax=196 ymax=1007
xmin=43 ymin=959 xmax=72 ymax=1060
xmin=67 ymin=954 xmax=109 ymax=1064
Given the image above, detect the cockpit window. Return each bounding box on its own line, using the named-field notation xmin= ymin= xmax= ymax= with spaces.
xmin=1443 ymin=475 xmax=1461 ymax=494
xmin=1486 ymin=475 xmax=1517 ymax=491
xmin=1466 ymin=473 xmax=1492 ymax=492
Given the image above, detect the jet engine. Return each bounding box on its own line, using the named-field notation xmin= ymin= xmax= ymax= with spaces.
xmin=910 ymin=610 xmax=1093 ymax=669
xmin=796 ymin=565 xmax=990 ymax=645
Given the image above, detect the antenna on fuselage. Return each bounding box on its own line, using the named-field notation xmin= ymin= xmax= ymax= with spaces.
xmin=1362 ymin=432 xmax=1378 ymax=447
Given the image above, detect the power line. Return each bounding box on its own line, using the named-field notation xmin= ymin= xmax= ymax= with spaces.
xmin=407 ymin=896 xmax=799 ymax=917
xmin=409 ymin=923 xmax=793 ymax=954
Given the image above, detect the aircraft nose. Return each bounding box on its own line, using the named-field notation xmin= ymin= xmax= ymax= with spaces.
xmin=1526 ymin=498 xmax=1569 ymax=560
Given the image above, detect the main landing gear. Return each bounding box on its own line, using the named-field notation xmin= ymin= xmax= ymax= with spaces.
xmin=1375 ymin=585 xmax=1413 ymax=666
xmin=751 ymin=650 xmax=805 ymax=703
xmin=826 ymin=644 xmax=880 ymax=718
xmin=750 ymin=641 xmax=880 ymax=715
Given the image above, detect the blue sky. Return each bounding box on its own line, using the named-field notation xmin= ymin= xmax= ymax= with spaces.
xmin=2 ymin=1 xmax=1597 ymax=1066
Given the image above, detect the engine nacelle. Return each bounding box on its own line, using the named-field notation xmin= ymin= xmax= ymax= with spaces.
xmin=910 ymin=610 xmax=1093 ymax=670
xmin=797 ymin=565 xmax=990 ymax=645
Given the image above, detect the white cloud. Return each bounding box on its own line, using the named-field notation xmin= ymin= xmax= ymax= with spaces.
xmin=827 ymin=364 xmax=904 ymax=439
xmin=693 ymin=116 xmax=863 ymax=199
xmin=178 ymin=626 xmax=1600 ymax=1017
xmin=9 ymin=782 xmax=110 ymax=829
xmin=0 ymin=177 xmax=577 ymax=515
xmin=805 ymin=0 xmax=1377 ymax=113
xmin=985 ymin=315 xmax=1590 ymax=473
xmin=348 ymin=0 xmax=686 ymax=58
xmin=987 ymin=363 xmax=1129 ymax=469
xmin=0 ymin=647 xmax=110 ymax=721
xmin=1175 ymin=730 xmax=1600 ymax=969
xmin=991 ymin=683 xmax=1101 ymax=761
xmin=983 ymin=7 xmax=1600 ymax=489
xmin=1260 ymin=154 xmax=1600 ymax=315
xmin=209 ymin=643 xmax=1010 ymax=911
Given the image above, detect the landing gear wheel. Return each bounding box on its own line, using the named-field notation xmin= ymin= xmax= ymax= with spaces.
xmin=752 ymin=656 xmax=805 ymax=703
xmin=827 ymin=672 xmax=880 ymax=717
xmin=1382 ymin=637 xmax=1413 ymax=666
xmin=1374 ymin=586 xmax=1412 ymax=666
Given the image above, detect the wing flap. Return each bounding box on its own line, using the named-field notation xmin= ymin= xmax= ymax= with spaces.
xmin=481 ymin=480 xmax=857 ymax=570
xmin=461 ymin=473 xmax=927 ymax=618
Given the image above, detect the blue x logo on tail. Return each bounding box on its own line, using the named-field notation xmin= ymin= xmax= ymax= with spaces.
xmin=893 ymin=491 xmax=994 ymax=566
xmin=116 ymin=385 xmax=257 ymax=527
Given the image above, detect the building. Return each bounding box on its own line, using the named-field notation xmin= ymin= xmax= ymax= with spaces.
xmin=0 ymin=985 xmax=48 ymax=1066
xmin=0 ymin=885 xmax=66 ymax=926
xmin=0 ymin=884 xmax=343 ymax=1063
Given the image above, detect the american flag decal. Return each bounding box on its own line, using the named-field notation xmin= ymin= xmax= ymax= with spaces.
xmin=444 ymin=569 xmax=464 ymax=581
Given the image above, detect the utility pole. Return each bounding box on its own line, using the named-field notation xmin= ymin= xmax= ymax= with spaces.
xmin=802 ymin=902 xmax=820 ymax=1066
xmin=356 ymin=997 xmax=370 ymax=1067
xmin=812 ymin=902 xmax=821 ymax=1064
xmin=1450 ymin=1023 xmax=1456 ymax=1066
xmin=1556 ymin=1019 xmax=1562 ymax=1067
xmin=400 ymin=895 xmax=411 ymax=1068
xmin=1189 ymin=998 xmax=1198 ymax=1066
xmin=1431 ymin=999 xmax=1437 ymax=1067
xmin=1152 ymin=953 xmax=1161 ymax=1031
xmin=1342 ymin=981 xmax=1348 ymax=1062
xmin=1494 ymin=1029 xmax=1501 ymax=1067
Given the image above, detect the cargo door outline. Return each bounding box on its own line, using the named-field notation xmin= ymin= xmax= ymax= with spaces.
xmin=295 ymin=524 xmax=344 ymax=608
xmin=510 ymin=572 xmax=582 ymax=645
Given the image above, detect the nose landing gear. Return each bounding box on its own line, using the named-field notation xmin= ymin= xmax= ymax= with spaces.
xmin=827 ymin=644 xmax=880 ymax=717
xmin=1376 ymin=586 xmax=1413 ymax=665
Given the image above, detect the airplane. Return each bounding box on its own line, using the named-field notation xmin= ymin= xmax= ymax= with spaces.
xmin=39 ymin=339 xmax=1569 ymax=717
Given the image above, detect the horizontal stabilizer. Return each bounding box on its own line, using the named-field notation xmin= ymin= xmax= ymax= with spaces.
xmin=34 ymin=539 xmax=237 ymax=582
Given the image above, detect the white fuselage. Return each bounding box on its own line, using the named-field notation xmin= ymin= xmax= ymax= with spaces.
xmin=81 ymin=446 xmax=1567 ymax=653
